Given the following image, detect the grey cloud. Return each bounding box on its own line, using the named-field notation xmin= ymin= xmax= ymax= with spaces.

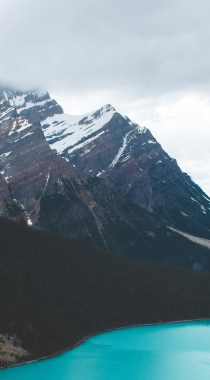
xmin=1 ymin=0 xmax=210 ymax=97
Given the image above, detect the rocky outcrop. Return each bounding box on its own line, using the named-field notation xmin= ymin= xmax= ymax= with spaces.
xmin=0 ymin=88 xmax=74 ymax=224
xmin=0 ymin=334 xmax=28 ymax=368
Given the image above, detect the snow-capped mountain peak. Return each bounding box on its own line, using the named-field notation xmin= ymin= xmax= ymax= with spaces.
xmin=41 ymin=104 xmax=116 ymax=155
xmin=0 ymin=86 xmax=210 ymax=250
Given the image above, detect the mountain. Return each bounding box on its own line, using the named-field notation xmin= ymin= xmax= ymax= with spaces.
xmin=0 ymin=87 xmax=210 ymax=269
xmin=40 ymin=96 xmax=210 ymax=239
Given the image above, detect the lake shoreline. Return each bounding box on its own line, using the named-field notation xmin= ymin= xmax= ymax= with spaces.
xmin=1 ymin=317 xmax=210 ymax=371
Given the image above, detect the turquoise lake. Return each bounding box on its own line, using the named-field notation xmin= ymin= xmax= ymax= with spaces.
xmin=1 ymin=320 xmax=210 ymax=380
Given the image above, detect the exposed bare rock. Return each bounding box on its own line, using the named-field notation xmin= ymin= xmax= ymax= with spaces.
xmin=0 ymin=334 xmax=28 ymax=367
xmin=0 ymin=88 xmax=75 ymax=225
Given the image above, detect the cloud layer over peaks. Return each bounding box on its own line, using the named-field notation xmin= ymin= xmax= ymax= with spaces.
xmin=1 ymin=0 xmax=210 ymax=97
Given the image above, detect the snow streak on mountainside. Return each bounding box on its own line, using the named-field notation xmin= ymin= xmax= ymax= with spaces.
xmin=41 ymin=104 xmax=116 ymax=155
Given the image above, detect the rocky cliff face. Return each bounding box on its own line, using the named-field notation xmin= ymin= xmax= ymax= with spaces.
xmin=0 ymin=88 xmax=73 ymax=224
xmin=0 ymin=86 xmax=209 ymax=269
xmin=39 ymin=92 xmax=210 ymax=238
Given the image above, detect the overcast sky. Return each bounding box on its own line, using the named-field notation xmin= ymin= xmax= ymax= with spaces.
xmin=1 ymin=0 xmax=210 ymax=194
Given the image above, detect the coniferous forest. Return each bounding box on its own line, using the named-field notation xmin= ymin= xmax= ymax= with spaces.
xmin=1 ymin=216 xmax=210 ymax=367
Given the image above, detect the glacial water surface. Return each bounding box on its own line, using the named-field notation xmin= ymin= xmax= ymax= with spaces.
xmin=1 ymin=320 xmax=210 ymax=380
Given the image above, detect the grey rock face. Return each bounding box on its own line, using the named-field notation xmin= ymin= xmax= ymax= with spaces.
xmin=0 ymin=86 xmax=209 ymax=270
xmin=0 ymin=88 xmax=73 ymax=224
xmin=37 ymin=94 xmax=210 ymax=238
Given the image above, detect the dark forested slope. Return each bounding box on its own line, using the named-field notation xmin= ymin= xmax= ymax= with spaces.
xmin=1 ymin=217 xmax=210 ymax=368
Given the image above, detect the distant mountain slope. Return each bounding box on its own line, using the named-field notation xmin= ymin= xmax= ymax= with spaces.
xmin=1 ymin=217 xmax=210 ymax=368
xmin=35 ymin=175 xmax=210 ymax=270
xmin=0 ymin=87 xmax=209 ymax=269
xmin=38 ymin=94 xmax=210 ymax=238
